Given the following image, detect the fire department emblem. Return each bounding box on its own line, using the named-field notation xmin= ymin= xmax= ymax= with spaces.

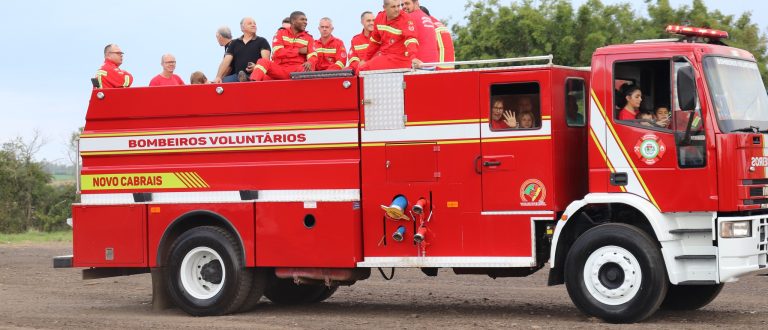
xmin=520 ymin=179 xmax=547 ymax=207
xmin=633 ymin=134 xmax=666 ymax=165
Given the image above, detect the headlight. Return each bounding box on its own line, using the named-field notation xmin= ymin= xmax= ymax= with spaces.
xmin=720 ymin=221 xmax=752 ymax=238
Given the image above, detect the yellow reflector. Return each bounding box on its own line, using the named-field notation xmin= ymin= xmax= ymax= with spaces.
xmin=447 ymin=201 xmax=459 ymax=208
xmin=150 ymin=207 xmax=161 ymax=214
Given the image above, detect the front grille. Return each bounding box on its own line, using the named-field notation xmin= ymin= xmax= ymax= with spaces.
xmin=750 ymin=187 xmax=768 ymax=197
xmin=744 ymin=179 xmax=768 ymax=185
xmin=743 ymin=198 xmax=768 ymax=205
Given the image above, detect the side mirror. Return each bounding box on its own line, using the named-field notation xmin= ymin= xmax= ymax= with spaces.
xmin=677 ymin=66 xmax=697 ymax=111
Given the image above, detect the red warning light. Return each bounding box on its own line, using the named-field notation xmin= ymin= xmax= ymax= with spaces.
xmin=666 ymin=25 xmax=729 ymax=39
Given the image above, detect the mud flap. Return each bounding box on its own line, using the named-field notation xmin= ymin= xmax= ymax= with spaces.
xmin=151 ymin=267 xmax=173 ymax=311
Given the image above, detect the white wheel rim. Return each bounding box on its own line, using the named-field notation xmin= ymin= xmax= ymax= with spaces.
xmin=583 ymin=245 xmax=642 ymax=306
xmin=179 ymin=246 xmax=226 ymax=300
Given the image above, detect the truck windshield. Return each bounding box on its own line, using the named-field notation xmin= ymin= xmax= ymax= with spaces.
xmin=703 ymin=57 xmax=768 ymax=133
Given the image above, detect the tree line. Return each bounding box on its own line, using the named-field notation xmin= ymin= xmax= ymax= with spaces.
xmin=0 ymin=134 xmax=76 ymax=233
xmin=452 ymin=0 xmax=768 ymax=86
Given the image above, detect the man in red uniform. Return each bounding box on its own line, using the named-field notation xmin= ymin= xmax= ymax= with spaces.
xmin=347 ymin=11 xmax=375 ymax=74
xmin=402 ymin=0 xmax=438 ymax=65
xmin=250 ymin=11 xmax=318 ymax=81
xmin=95 ymin=44 xmax=133 ymax=88
xmin=359 ymin=0 xmax=421 ymax=71
xmin=421 ymin=6 xmax=456 ymax=70
xmin=314 ymin=17 xmax=347 ymax=71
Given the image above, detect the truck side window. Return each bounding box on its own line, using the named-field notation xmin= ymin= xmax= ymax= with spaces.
xmin=674 ymin=60 xmax=706 ymax=168
xmin=490 ymin=82 xmax=541 ymax=131
xmin=566 ymin=79 xmax=586 ymax=127
xmin=613 ymin=60 xmax=673 ymax=131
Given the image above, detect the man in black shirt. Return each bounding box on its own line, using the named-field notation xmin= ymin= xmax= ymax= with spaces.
xmin=214 ymin=17 xmax=271 ymax=83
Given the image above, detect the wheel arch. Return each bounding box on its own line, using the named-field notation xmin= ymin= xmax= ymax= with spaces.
xmin=548 ymin=193 xmax=669 ymax=285
xmin=156 ymin=210 xmax=246 ymax=267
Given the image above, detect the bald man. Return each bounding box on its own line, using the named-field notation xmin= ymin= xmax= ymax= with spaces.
xmin=149 ymin=54 xmax=184 ymax=86
xmin=360 ymin=0 xmax=421 ymax=71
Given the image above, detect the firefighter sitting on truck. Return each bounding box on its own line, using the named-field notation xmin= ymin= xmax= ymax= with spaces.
xmin=95 ymin=44 xmax=133 ymax=89
xmin=314 ymin=17 xmax=347 ymax=71
xmin=359 ymin=0 xmax=422 ymax=71
xmin=250 ymin=11 xmax=318 ymax=81
xmin=347 ymin=11 xmax=376 ymax=74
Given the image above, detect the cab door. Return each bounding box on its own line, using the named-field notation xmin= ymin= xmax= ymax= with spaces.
xmin=479 ymin=71 xmax=553 ymax=212
xmin=604 ymin=55 xmax=716 ymax=211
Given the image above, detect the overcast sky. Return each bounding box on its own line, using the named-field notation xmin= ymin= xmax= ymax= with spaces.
xmin=0 ymin=0 xmax=765 ymax=162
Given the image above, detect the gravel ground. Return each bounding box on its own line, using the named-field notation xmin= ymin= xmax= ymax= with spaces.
xmin=0 ymin=242 xmax=766 ymax=329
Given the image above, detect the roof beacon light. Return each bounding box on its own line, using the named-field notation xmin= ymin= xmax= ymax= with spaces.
xmin=666 ymin=25 xmax=729 ymax=40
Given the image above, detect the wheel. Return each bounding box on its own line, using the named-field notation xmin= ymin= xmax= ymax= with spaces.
xmin=238 ymin=268 xmax=268 ymax=312
xmin=264 ymin=276 xmax=339 ymax=305
xmin=564 ymin=223 xmax=668 ymax=323
xmin=660 ymin=283 xmax=723 ymax=310
xmin=307 ymin=285 xmax=339 ymax=303
xmin=165 ymin=226 xmax=252 ymax=316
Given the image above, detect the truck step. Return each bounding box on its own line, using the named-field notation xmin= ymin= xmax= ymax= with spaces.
xmin=675 ymin=255 xmax=716 ymax=260
xmin=677 ymin=280 xmax=718 ymax=285
xmin=669 ymin=229 xmax=711 ymax=234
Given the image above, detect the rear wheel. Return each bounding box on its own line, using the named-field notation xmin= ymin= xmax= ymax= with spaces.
xmin=165 ymin=226 xmax=252 ymax=316
xmin=264 ymin=277 xmax=339 ymax=305
xmin=565 ymin=223 xmax=668 ymax=323
xmin=238 ymin=268 xmax=268 ymax=312
xmin=660 ymin=283 xmax=723 ymax=310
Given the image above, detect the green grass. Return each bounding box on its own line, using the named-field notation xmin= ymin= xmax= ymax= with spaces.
xmin=0 ymin=230 xmax=72 ymax=244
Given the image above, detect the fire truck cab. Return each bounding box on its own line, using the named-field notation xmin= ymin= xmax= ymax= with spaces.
xmin=56 ymin=26 xmax=768 ymax=323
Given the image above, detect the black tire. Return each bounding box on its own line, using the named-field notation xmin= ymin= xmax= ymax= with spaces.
xmin=660 ymin=283 xmax=723 ymax=310
xmin=165 ymin=226 xmax=252 ymax=316
xmin=564 ymin=223 xmax=668 ymax=323
xmin=307 ymin=285 xmax=339 ymax=303
xmin=238 ymin=268 xmax=268 ymax=313
xmin=264 ymin=276 xmax=339 ymax=305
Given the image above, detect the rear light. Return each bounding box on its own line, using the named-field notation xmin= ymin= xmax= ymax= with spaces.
xmin=721 ymin=221 xmax=752 ymax=238
xmin=666 ymin=25 xmax=729 ymax=40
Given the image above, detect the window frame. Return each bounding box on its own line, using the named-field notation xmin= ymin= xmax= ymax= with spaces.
xmin=612 ymin=59 xmax=675 ymax=133
xmin=489 ymin=82 xmax=543 ymax=132
xmin=565 ymin=78 xmax=586 ymax=127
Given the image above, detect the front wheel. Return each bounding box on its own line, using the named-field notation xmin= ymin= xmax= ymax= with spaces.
xmin=565 ymin=223 xmax=668 ymax=323
xmin=660 ymin=283 xmax=723 ymax=310
xmin=165 ymin=226 xmax=252 ymax=316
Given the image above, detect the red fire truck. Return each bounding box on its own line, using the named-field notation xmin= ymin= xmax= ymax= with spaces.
xmin=55 ymin=26 xmax=768 ymax=323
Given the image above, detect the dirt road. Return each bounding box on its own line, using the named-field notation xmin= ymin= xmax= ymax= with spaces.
xmin=0 ymin=242 xmax=766 ymax=329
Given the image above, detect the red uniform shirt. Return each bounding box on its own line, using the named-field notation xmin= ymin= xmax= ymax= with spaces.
xmin=432 ymin=17 xmax=455 ymax=70
xmin=149 ymin=74 xmax=184 ymax=86
xmin=618 ymin=108 xmax=636 ymax=121
xmin=347 ymin=30 xmax=373 ymax=71
xmin=95 ymin=59 xmax=133 ymax=88
xmin=409 ymin=9 xmax=438 ymax=63
xmin=271 ymin=28 xmax=318 ymax=67
xmin=366 ymin=10 xmax=419 ymax=62
xmin=314 ymin=35 xmax=347 ymax=71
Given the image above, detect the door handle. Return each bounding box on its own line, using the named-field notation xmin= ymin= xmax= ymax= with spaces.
xmin=483 ymin=161 xmax=502 ymax=167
